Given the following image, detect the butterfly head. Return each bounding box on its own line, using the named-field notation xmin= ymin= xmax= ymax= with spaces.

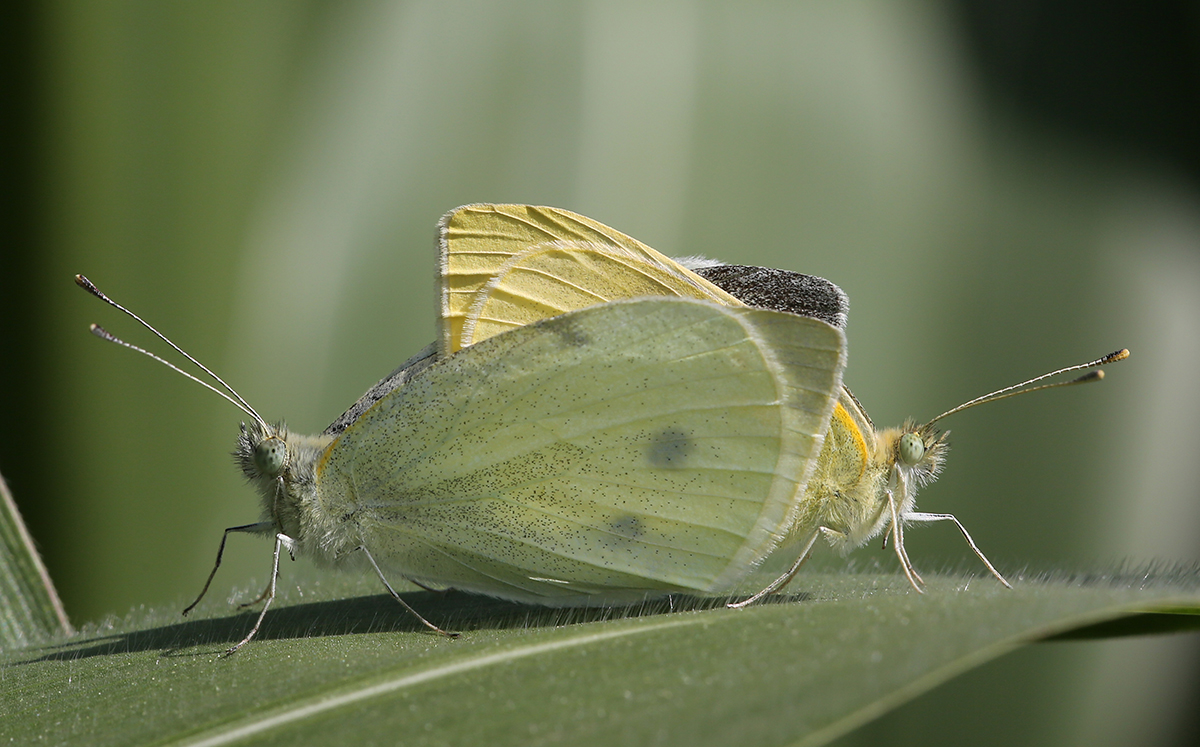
xmin=893 ymin=421 xmax=948 ymax=489
xmin=874 ymin=420 xmax=949 ymax=519
xmin=236 ymin=420 xmax=292 ymax=481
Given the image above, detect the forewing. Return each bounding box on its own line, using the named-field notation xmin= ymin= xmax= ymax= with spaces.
xmin=318 ymin=297 xmax=845 ymax=604
xmin=437 ymin=204 xmax=741 ymax=355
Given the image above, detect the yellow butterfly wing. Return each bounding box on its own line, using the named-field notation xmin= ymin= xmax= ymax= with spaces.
xmin=438 ymin=204 xmax=742 ymax=355
xmin=317 ymin=297 xmax=846 ymax=604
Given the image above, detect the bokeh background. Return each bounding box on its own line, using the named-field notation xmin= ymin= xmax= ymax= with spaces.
xmin=3 ymin=2 xmax=1199 ymax=745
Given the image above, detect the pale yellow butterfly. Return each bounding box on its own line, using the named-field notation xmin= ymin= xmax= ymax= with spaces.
xmin=76 ymin=271 xmax=845 ymax=653
xmin=435 ymin=204 xmax=1128 ymax=601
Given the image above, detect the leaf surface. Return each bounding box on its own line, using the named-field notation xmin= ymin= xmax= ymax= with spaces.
xmin=4 ymin=568 xmax=1198 ymax=747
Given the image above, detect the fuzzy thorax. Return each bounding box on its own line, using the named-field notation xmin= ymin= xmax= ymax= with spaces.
xmin=235 ymin=420 xmax=340 ymax=561
xmin=797 ymin=407 xmax=949 ymax=554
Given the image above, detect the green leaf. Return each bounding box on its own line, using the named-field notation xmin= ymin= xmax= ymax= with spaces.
xmin=0 ymin=472 xmax=72 ymax=648
xmin=4 ymin=568 xmax=1199 ymax=747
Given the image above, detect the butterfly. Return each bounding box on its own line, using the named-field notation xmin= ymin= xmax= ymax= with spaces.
xmin=78 ymin=204 xmax=1125 ymax=652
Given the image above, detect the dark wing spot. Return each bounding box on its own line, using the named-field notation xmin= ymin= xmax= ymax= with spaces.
xmin=609 ymin=514 xmax=641 ymax=540
xmin=549 ymin=317 xmax=590 ymax=347
xmin=647 ymin=428 xmax=693 ymax=469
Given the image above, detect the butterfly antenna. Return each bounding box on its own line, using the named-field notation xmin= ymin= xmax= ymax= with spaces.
xmin=76 ymin=274 xmax=267 ymax=427
xmin=925 ymin=349 xmax=1129 ymax=428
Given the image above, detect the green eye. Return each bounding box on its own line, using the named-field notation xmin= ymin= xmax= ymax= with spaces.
xmin=254 ymin=438 xmax=288 ymax=477
xmin=898 ymin=432 xmax=925 ymax=466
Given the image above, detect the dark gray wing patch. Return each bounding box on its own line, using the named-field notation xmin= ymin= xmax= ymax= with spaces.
xmin=694 ymin=264 xmax=848 ymax=330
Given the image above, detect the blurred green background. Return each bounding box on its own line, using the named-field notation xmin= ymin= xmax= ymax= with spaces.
xmin=3 ymin=1 xmax=1199 ymax=745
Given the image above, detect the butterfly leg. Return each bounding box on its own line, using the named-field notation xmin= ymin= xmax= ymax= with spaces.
xmin=727 ymin=529 xmax=822 ymax=609
xmin=240 ymin=537 xmax=298 ymax=614
xmin=237 ymin=579 xmax=276 ymax=610
xmin=355 ymin=545 xmax=459 ymax=638
xmin=223 ymin=532 xmax=287 ymax=656
xmin=887 ymin=470 xmax=925 ymax=592
xmin=903 ymin=512 xmax=1013 ymax=588
xmin=182 ymin=521 xmax=274 ymax=616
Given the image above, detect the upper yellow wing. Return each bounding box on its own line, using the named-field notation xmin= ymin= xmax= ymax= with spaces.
xmin=437 ymin=204 xmax=742 ymax=355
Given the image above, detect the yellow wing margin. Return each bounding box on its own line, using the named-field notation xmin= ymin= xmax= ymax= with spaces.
xmin=437 ymin=204 xmax=743 ymax=355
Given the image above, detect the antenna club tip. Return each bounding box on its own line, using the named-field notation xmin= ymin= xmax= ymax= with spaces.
xmin=1107 ymin=349 xmax=1131 ymax=363
xmin=89 ymin=324 xmax=117 ymax=342
xmin=1072 ymin=370 xmax=1105 ymax=384
xmin=74 ymin=274 xmax=107 ymax=300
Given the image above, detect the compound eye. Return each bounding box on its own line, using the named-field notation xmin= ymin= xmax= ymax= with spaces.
xmin=253 ymin=437 xmax=288 ymax=477
xmin=898 ymin=432 xmax=925 ymax=466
